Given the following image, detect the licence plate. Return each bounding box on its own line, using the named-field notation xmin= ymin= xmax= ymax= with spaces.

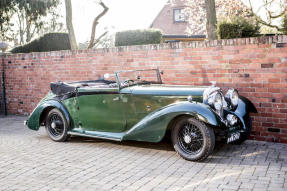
xmin=227 ymin=132 xmax=240 ymax=143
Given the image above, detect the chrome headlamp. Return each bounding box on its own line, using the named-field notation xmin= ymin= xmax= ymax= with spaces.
xmin=213 ymin=92 xmax=223 ymax=117
xmin=214 ymin=92 xmax=223 ymax=111
xmin=225 ymin=89 xmax=239 ymax=109
xmin=203 ymin=86 xmax=220 ymax=104
xmin=203 ymin=87 xmax=224 ymax=117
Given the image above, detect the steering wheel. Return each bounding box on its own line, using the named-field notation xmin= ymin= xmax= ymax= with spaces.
xmin=122 ymin=79 xmax=134 ymax=86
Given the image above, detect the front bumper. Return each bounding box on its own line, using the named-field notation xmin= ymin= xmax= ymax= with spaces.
xmin=226 ymin=129 xmax=245 ymax=143
xmin=216 ymin=108 xmax=250 ymax=144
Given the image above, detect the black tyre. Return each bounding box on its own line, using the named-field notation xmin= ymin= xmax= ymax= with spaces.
xmin=45 ymin=108 xmax=69 ymax=142
xmin=171 ymin=116 xmax=215 ymax=161
xmin=231 ymin=117 xmax=252 ymax=145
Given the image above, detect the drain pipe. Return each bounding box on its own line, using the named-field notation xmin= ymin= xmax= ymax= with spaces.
xmin=1 ymin=54 xmax=7 ymax=115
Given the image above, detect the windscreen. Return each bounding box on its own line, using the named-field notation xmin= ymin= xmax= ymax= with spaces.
xmin=116 ymin=69 xmax=162 ymax=88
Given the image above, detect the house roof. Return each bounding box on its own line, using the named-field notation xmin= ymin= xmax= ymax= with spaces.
xmin=150 ymin=3 xmax=167 ymax=28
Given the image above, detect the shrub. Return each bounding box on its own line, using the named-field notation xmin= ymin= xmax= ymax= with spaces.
xmin=217 ymin=17 xmax=260 ymax=39
xmin=115 ymin=29 xmax=162 ymax=46
xmin=218 ymin=23 xmax=241 ymax=39
xmin=11 ymin=33 xmax=71 ymax=53
xmin=282 ymin=13 xmax=287 ymax=34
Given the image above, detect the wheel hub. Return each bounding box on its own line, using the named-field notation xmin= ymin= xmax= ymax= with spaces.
xmin=184 ymin=135 xmax=192 ymax=144
xmin=51 ymin=122 xmax=57 ymax=129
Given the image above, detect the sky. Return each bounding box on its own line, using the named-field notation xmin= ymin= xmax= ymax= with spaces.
xmin=67 ymin=0 xmax=167 ymax=43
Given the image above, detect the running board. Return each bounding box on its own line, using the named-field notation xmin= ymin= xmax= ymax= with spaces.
xmin=68 ymin=130 xmax=124 ymax=141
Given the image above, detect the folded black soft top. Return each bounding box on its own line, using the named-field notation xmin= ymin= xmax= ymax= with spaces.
xmin=50 ymin=80 xmax=117 ymax=96
xmin=50 ymin=82 xmax=77 ymax=95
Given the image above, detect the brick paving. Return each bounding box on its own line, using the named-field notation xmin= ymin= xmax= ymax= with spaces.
xmin=0 ymin=115 xmax=286 ymax=191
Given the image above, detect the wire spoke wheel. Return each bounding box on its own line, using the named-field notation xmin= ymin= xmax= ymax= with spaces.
xmin=172 ymin=117 xmax=215 ymax=161
xmin=45 ymin=108 xmax=69 ymax=142
xmin=178 ymin=123 xmax=204 ymax=154
xmin=48 ymin=113 xmax=64 ymax=137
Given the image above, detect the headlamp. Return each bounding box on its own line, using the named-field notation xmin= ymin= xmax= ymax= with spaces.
xmin=225 ymin=89 xmax=239 ymax=109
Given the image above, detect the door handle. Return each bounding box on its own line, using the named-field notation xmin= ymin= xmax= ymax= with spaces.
xmin=146 ymin=105 xmax=151 ymax=111
xmin=113 ymin=97 xmax=120 ymax=101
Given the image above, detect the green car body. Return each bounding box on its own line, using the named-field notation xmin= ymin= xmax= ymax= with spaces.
xmin=26 ymin=69 xmax=257 ymax=145
xmin=27 ymin=85 xmax=216 ymax=142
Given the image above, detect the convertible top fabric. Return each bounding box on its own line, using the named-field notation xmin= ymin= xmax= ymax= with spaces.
xmin=50 ymin=82 xmax=77 ymax=95
xmin=50 ymin=80 xmax=117 ymax=95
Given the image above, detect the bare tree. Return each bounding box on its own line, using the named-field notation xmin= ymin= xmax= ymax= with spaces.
xmin=64 ymin=0 xmax=108 ymax=50
xmin=205 ymin=0 xmax=217 ymax=40
xmin=248 ymin=0 xmax=287 ymax=31
xmin=65 ymin=0 xmax=77 ymax=50
xmin=87 ymin=1 xmax=109 ymax=49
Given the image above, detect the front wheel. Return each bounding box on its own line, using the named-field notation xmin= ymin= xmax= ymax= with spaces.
xmin=171 ymin=117 xmax=215 ymax=161
xmin=45 ymin=108 xmax=69 ymax=142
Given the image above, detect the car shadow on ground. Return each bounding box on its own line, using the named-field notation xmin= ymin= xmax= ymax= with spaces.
xmin=68 ymin=135 xmax=175 ymax=151
xmin=67 ymin=135 xmax=271 ymax=164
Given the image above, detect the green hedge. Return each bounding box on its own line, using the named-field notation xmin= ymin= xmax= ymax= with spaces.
xmin=217 ymin=17 xmax=260 ymax=39
xmin=115 ymin=29 xmax=162 ymax=46
xmin=218 ymin=23 xmax=241 ymax=39
xmin=11 ymin=33 xmax=71 ymax=53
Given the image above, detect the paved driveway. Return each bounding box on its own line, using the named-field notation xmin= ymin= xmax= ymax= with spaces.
xmin=0 ymin=115 xmax=286 ymax=191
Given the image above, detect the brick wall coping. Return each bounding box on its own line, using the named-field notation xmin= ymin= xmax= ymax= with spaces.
xmin=1 ymin=35 xmax=287 ymax=59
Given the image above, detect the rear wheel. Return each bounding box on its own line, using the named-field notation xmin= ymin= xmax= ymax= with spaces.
xmin=171 ymin=116 xmax=215 ymax=161
xmin=45 ymin=108 xmax=69 ymax=142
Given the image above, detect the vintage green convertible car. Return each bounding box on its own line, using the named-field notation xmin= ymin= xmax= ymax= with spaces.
xmin=25 ymin=69 xmax=257 ymax=161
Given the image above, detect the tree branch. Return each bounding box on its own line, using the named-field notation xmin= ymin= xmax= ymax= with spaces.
xmin=255 ymin=0 xmax=275 ymax=14
xmin=92 ymin=31 xmax=108 ymax=47
xmin=87 ymin=1 xmax=108 ymax=49
xmin=248 ymin=0 xmax=284 ymax=31
xmin=268 ymin=6 xmax=287 ymax=18
xmin=30 ymin=23 xmax=38 ymax=39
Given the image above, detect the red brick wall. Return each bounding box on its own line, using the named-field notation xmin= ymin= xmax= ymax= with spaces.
xmin=1 ymin=36 xmax=287 ymax=143
xmin=0 ymin=54 xmax=4 ymax=111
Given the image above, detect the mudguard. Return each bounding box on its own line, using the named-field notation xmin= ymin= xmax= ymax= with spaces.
xmin=27 ymin=99 xmax=71 ymax=131
xmin=238 ymin=96 xmax=257 ymax=114
xmin=122 ymin=101 xmax=222 ymax=142
xmin=230 ymin=96 xmax=257 ymax=129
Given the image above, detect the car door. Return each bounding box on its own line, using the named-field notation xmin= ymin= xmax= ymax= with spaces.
xmin=118 ymin=87 xmax=138 ymax=130
xmin=77 ymin=87 xmax=126 ymax=132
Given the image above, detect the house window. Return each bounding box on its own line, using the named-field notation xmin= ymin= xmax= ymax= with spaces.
xmin=173 ymin=8 xmax=186 ymax=22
